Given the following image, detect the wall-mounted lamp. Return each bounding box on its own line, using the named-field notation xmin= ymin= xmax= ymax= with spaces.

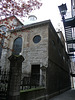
xmin=58 ymin=3 xmax=67 ymax=17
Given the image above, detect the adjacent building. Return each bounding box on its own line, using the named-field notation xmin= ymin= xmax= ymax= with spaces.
xmin=65 ymin=0 xmax=75 ymax=88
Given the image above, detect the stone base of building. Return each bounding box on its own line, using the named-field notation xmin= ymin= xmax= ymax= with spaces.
xmin=20 ymin=86 xmax=71 ymax=100
xmin=47 ymin=86 xmax=71 ymax=100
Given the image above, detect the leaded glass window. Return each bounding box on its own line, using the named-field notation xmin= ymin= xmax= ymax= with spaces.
xmin=33 ymin=35 xmax=41 ymax=43
xmin=12 ymin=37 xmax=22 ymax=55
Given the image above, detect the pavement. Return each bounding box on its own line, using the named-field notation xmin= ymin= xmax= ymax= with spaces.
xmin=49 ymin=89 xmax=75 ymax=100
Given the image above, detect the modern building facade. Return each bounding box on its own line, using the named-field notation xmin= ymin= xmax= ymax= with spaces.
xmin=71 ymin=0 xmax=75 ymax=17
xmin=58 ymin=0 xmax=75 ymax=88
xmin=65 ymin=0 xmax=75 ymax=88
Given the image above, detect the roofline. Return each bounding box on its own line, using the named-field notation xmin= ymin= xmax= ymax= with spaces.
xmin=9 ymin=19 xmax=50 ymax=33
xmin=0 ymin=16 xmax=23 ymax=25
xmin=14 ymin=16 xmax=24 ymax=25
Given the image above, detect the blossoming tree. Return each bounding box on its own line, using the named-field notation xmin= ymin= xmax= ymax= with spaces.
xmin=0 ymin=0 xmax=42 ymax=50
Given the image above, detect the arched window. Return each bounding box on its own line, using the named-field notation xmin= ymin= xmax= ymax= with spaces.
xmin=12 ymin=37 xmax=22 ymax=55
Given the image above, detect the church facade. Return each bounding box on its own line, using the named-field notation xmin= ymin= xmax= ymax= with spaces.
xmin=0 ymin=17 xmax=71 ymax=99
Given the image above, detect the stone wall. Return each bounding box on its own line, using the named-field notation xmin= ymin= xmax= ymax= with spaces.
xmin=1 ymin=22 xmax=49 ymax=87
xmin=46 ymin=23 xmax=71 ymax=97
xmin=20 ymin=88 xmax=46 ymax=100
xmin=0 ymin=20 xmax=71 ymax=99
xmin=47 ymin=61 xmax=71 ymax=94
xmin=22 ymin=24 xmax=48 ymax=75
xmin=0 ymin=16 xmax=23 ymax=70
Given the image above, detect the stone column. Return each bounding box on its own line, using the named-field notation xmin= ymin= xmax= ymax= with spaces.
xmin=7 ymin=55 xmax=24 ymax=100
xmin=40 ymin=66 xmax=46 ymax=87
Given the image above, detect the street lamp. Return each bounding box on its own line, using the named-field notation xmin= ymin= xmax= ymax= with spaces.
xmin=58 ymin=3 xmax=68 ymax=32
xmin=58 ymin=3 xmax=67 ymax=24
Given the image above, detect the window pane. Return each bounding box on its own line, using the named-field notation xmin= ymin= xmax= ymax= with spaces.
xmin=33 ymin=35 xmax=41 ymax=43
xmin=12 ymin=37 xmax=22 ymax=55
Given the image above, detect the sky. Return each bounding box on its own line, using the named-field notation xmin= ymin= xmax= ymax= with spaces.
xmin=24 ymin=0 xmax=71 ymax=33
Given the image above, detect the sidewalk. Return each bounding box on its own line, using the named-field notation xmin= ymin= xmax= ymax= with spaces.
xmin=49 ymin=89 xmax=75 ymax=100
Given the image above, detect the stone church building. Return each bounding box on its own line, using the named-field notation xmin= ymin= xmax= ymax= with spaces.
xmin=0 ymin=16 xmax=71 ymax=99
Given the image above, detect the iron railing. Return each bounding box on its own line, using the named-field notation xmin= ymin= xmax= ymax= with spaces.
xmin=20 ymin=74 xmax=43 ymax=90
xmin=0 ymin=70 xmax=9 ymax=100
xmin=0 ymin=70 xmax=44 ymax=97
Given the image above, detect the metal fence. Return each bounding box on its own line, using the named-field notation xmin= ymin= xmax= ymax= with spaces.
xmin=0 ymin=70 xmax=43 ymax=99
xmin=0 ymin=70 xmax=9 ymax=100
xmin=20 ymin=74 xmax=41 ymax=90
